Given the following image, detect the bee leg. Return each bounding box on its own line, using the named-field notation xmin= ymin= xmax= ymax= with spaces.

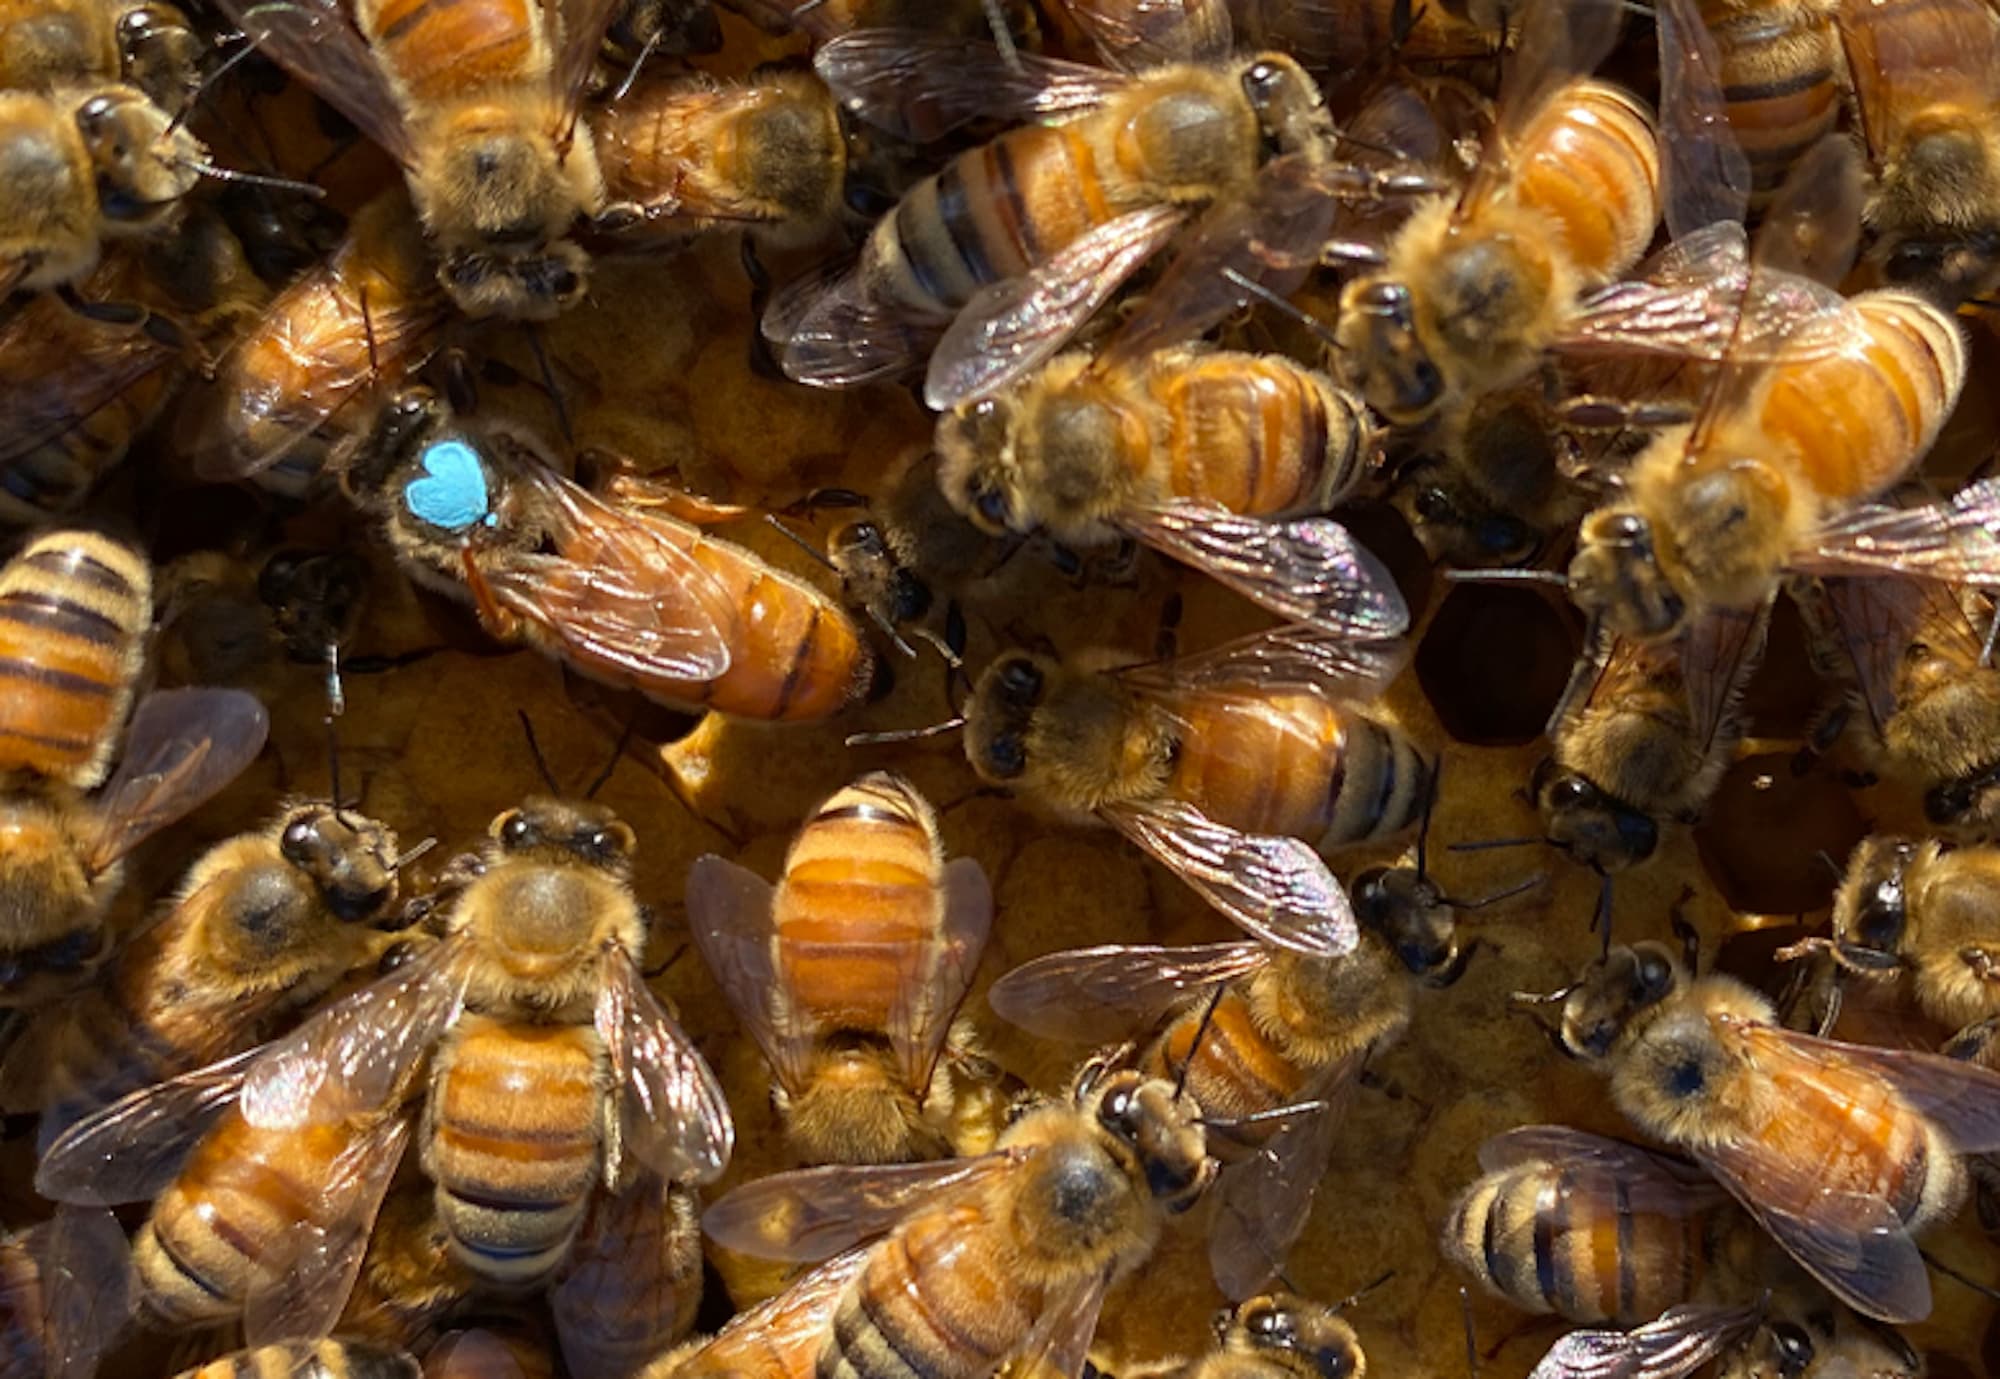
xmin=1792 ymin=699 xmax=1850 ymax=776
xmin=1667 ymin=885 xmax=1700 ymax=971
xmin=1969 ymin=1155 xmax=2000 ymax=1233
xmin=741 ymin=240 xmax=787 ymax=381
xmin=1942 ymin=1013 xmax=2000 ymax=1064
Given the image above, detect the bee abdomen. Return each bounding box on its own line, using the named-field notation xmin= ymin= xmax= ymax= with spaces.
xmin=182 ymin=1341 xmax=419 ymax=1379
xmin=821 ymin=1208 xmax=1026 ymax=1379
xmin=1320 ymin=713 xmax=1428 ymax=849
xmin=1701 ymin=0 xmax=1842 ymax=202
xmin=1144 ymin=986 xmax=1311 ymax=1116
xmin=0 ymin=531 xmax=148 ymax=787
xmin=1513 ymin=79 xmax=1662 ymax=280
xmin=1152 ymin=353 xmax=1370 ymax=516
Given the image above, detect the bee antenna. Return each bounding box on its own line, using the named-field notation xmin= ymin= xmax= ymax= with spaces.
xmin=846 ymin=716 xmax=966 ymax=748
xmin=165 ymin=36 xmax=261 ymax=136
xmin=764 ymin=514 xmax=839 ymax=572
xmin=1334 ymin=1271 xmax=1395 ymax=1312
xmin=1415 ymin=758 xmax=1442 ymax=880
xmin=642 ymin=940 xmax=690 ymax=980
xmin=1980 ymin=597 xmax=2000 ymax=669
xmin=1921 ymin=1247 xmax=2000 ymax=1301
xmin=583 ymin=709 xmax=638 ymax=800
xmin=1219 ymin=267 xmax=1342 ymax=353
xmin=1594 ymin=872 xmax=1616 ymax=959
xmin=324 ymin=715 xmax=361 ymax=829
xmin=981 ymin=0 xmax=1024 ymax=74
xmin=1458 ymin=1287 xmax=1480 ymax=1379
xmin=1441 ymin=567 xmax=1569 ymax=587
xmin=1174 ymin=984 xmax=1228 ymax=1103
xmin=610 ymin=26 xmax=665 ymax=103
xmin=1509 ymin=982 xmax=1578 ymax=1008
xmin=180 ymin=157 xmax=327 ymax=198
xmin=390 ymin=837 xmax=437 ymax=872
xmin=516 ymin=710 xmax=562 ymax=795
xmin=524 ymin=324 xmax=572 ymax=448
xmin=1812 ymin=849 xmax=1843 ymax=880
xmin=1447 ymin=835 xmax=1545 ymax=852
xmin=359 ymin=285 xmax=379 ymax=379
xmin=1444 ymin=872 xmax=1546 ymax=911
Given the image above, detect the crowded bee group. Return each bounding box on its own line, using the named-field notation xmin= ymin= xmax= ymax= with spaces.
xmin=5 ymin=0 xmax=2000 ymax=1378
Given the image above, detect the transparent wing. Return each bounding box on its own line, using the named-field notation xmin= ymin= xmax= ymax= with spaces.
xmin=38 ymin=1205 xmax=132 ymax=1379
xmin=1458 ymin=0 xmax=1625 ymax=220
xmin=1838 ymin=0 xmax=2000 ymax=163
xmin=81 ymin=689 xmax=270 ymax=873
xmin=1209 ymin=1083 xmax=1347 ymax=1300
xmin=596 ymin=953 xmax=733 ymax=1189
xmin=1126 ymin=508 xmax=1412 ymax=638
xmin=701 ymin=1151 xmax=1026 ymax=1262
xmin=1013 ymin=1268 xmax=1111 ymax=1379
xmin=813 ymin=30 xmax=1126 ymax=141
xmin=1113 ymin=621 xmax=1410 ymax=702
xmin=886 ymin=855 xmax=992 ymax=1094
xmin=670 ymin=1246 xmax=871 ymax=1379
xmin=1679 ymin=596 xmax=1773 ymax=762
xmin=210 ymin=0 xmax=413 ymax=164
xmin=1476 ymin=1125 xmax=1729 ymax=1215
xmin=1053 ymin=0 xmax=1234 ymax=69
xmin=986 ymin=941 xmax=1269 ymax=1043
xmin=1102 ymin=799 xmax=1357 ymax=957
xmin=484 ymin=458 xmax=739 ymax=685
xmin=779 ymin=268 xmax=946 ymax=389
xmin=922 ymin=205 xmax=1188 ymax=410
xmin=1654 ymin=0 xmax=1751 ymax=239
xmin=240 ymin=934 xmax=466 ymax=1129
xmin=1797 ymin=478 xmax=2000 ymax=584
xmin=683 ymin=855 xmax=815 ymax=1093
xmin=0 ymin=323 xmax=179 ymax=475
xmin=34 ymin=1047 xmax=256 ymax=1205
xmin=1810 ymin=577 xmax=1971 ymax=738
xmin=1529 ymin=1303 xmax=1767 ymax=1379
xmin=550 ymin=0 xmax=628 ymax=134
xmin=241 ymin=1113 xmax=412 ymax=1346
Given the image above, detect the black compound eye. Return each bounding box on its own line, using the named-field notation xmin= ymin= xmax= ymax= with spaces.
xmin=1634 ymin=948 xmax=1674 ymax=999
xmin=997 ymin=658 xmax=1043 ymax=703
xmin=1771 ymin=1322 xmax=1815 ymax=1379
xmin=1241 ymin=60 xmax=1287 ymax=106
xmin=1246 ymin=1306 xmax=1294 ymax=1344
xmin=280 ymin=819 xmax=318 ymax=863
xmin=1477 ymin=514 xmax=1536 ymax=561
xmin=1548 ymin=776 xmax=1593 ymax=810
xmin=973 ymin=485 xmax=1010 ymax=530
xmin=1855 ymin=879 xmax=1906 ymax=949
xmin=1097 ymin=1081 xmax=1142 ymax=1144
xmin=1414 ymin=486 xmax=1454 ymax=521
xmin=1607 ymin=512 xmax=1648 ymax=543
xmin=984 ymin=733 xmax=1027 ymax=780
xmin=501 ymin=814 xmax=534 ymax=848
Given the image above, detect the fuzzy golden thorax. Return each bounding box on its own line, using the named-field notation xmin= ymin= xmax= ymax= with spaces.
xmin=964 ymin=653 xmax=1173 ymax=816
xmin=1876 ymin=112 xmax=2000 ymax=237
xmin=1898 ymin=843 xmax=2000 ymax=1029
xmin=1253 ymin=942 xmax=1413 ymax=1068
xmin=0 ymin=93 xmax=99 ymax=289
xmin=1213 ymin=1294 xmax=1365 ymax=1379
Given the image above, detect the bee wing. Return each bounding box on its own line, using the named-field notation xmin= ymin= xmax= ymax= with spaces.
xmin=1727 ymin=1018 xmax=2000 ymax=1152
xmin=1123 ymin=507 xmax=1413 ymax=639
xmin=80 ymin=689 xmax=270 ymax=875
xmin=241 ymin=1112 xmax=413 ymax=1347
xmin=1100 ymin=799 xmax=1357 ymax=958
xmin=887 ymin=856 xmax=993 ymax=1094
xmin=1528 ymin=1303 xmax=1767 ymax=1379
xmin=673 ymin=1245 xmax=874 ymax=1379
xmin=701 ymin=1150 xmax=1028 ymax=1262
xmin=683 ymin=855 xmax=816 ymax=1094
xmin=1458 ymin=0 xmax=1625 ymax=220
xmin=1209 ymin=1078 xmax=1349 ymax=1300
xmin=1013 ymin=1267 xmax=1111 ymax=1379
xmin=1694 ymin=1016 xmax=1936 ymax=1323
xmin=1113 ymin=621 xmax=1410 ymax=702
xmin=1805 ymin=577 xmax=1961 ymax=739
xmin=1052 ymin=0 xmax=1234 ymax=70
xmin=922 ymin=204 xmax=1189 ymax=411
xmin=34 ymin=1047 xmax=257 ymax=1205
xmin=1680 ymin=596 xmax=1773 ymax=763
xmin=814 ymin=30 xmax=1127 ymax=141
xmin=1838 ymin=0 xmax=2000 ymax=162
xmin=1654 ymin=0 xmax=1751 ymax=240
xmin=1558 ymin=223 xmax=1749 ymax=361
xmin=0 ymin=324 xmax=180 ymax=476
xmin=595 ymin=953 xmax=733 ymax=1189
xmin=211 ymin=0 xmax=413 ymax=165
xmin=36 ymin=1205 xmax=133 ymax=1379
xmin=240 ymin=934 xmax=467 ymax=1130
xmin=1795 ymin=478 xmax=2000 ymax=584
xmin=1476 ymin=1125 xmax=1726 ymax=1211
xmin=550 ymin=0 xmax=628 ymax=135
xmin=986 ymin=940 xmax=1270 ymax=1043
xmin=1092 ymin=155 xmax=1349 ymax=378
xmin=482 ymin=460 xmax=739 ymax=683
xmin=779 ymin=265 xmax=947 ymax=389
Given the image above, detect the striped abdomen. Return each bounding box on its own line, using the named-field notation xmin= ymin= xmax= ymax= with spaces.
xmin=550 ymin=1174 xmax=702 ymax=1376
xmin=1138 ymin=983 xmax=1322 ymax=1121
xmin=424 ymin=1016 xmax=603 ymax=1286
xmin=1698 ymin=0 xmax=1843 ymax=206
xmin=1163 ymin=692 xmax=1428 ymax=853
xmin=356 ymin=0 xmax=544 ymax=106
xmin=1759 ymin=290 xmax=1965 ymax=506
xmin=775 ymin=773 xmax=943 ymax=1033
xmin=1445 ymin=1160 xmax=1718 ymax=1324
xmin=1143 ymin=351 xmax=1371 ymax=516
xmin=136 ymin=1110 xmax=370 ymax=1327
xmin=1749 ymin=1065 xmax=1942 ymax=1228
xmin=818 ymin=1199 xmax=1039 ymax=1379
xmin=176 ymin=1342 xmax=418 ymax=1379
xmin=0 ymin=531 xmax=148 ymax=788
xmin=1512 ymin=79 xmax=1662 ymax=281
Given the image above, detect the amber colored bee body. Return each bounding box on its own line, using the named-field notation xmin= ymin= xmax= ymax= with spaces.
xmin=548 ymin=1171 xmax=703 ymax=1379
xmin=689 ymin=771 xmax=993 ymax=1166
xmin=0 ymin=0 xmax=201 ymax=109
xmin=174 ymin=1342 xmax=420 ymax=1379
xmin=1177 ymin=1292 xmax=1368 ymax=1379
xmin=1698 ymin=0 xmax=1845 ymax=209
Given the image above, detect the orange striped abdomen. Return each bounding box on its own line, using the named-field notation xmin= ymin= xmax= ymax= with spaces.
xmin=1699 ymin=0 xmax=1843 ymax=205
xmin=679 ymin=539 xmax=869 ymax=721
xmin=1760 ymin=290 xmax=1966 ymax=507
xmin=1513 ymin=80 xmax=1661 ymax=281
xmin=819 ymin=1200 xmax=1038 ymax=1379
xmin=135 ymin=1110 xmax=365 ymax=1327
xmin=1163 ymin=692 xmax=1428 ymax=854
xmin=424 ymin=1017 xmax=603 ymax=1286
xmin=356 ymin=0 xmax=543 ymax=105
xmin=1751 ymin=1071 xmax=1936 ymax=1225
xmin=0 ymin=531 xmax=147 ymax=788
xmin=776 ymin=779 xmax=941 ymax=1032
xmin=1147 ymin=351 xmax=1370 ymax=516
xmin=1139 ymin=985 xmax=1316 ymax=1120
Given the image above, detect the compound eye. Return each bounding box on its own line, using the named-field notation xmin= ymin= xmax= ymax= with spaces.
xmin=1096 ymin=1080 xmax=1142 ymax=1145
xmin=1246 ymin=1304 xmax=1293 ymax=1343
xmin=1634 ymin=947 xmax=1674 ymax=998
xmin=1241 ymin=59 xmax=1286 ymax=107
xmin=500 ymin=813 xmax=534 ymax=849
xmin=1414 ymin=486 xmax=1454 ymax=521
xmin=1547 ymin=776 xmax=1593 ymax=810
xmin=997 ymin=658 xmax=1043 ymax=703
xmin=984 ymin=732 xmax=1027 ymax=780
xmin=1607 ymin=512 xmax=1648 ymax=543
xmin=1771 ymin=1322 xmax=1815 ymax=1379
xmin=1855 ymin=880 xmax=1906 ymax=949
xmin=280 ymin=818 xmax=318 ymax=863
xmin=972 ymin=484 xmax=1010 ymax=530
xmin=77 ymin=94 xmax=116 ymax=128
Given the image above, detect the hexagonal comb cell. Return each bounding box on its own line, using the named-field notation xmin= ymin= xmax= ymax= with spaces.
xmin=1694 ymin=754 xmax=1867 ymax=916
xmin=1417 ymin=583 xmax=1579 ymax=746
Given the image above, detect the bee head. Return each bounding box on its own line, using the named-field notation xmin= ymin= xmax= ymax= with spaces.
xmin=438 ymin=240 xmax=589 ymax=321
xmin=1350 ymin=865 xmax=1461 ymax=982
xmin=1238 ymin=53 xmax=1332 ymax=157
xmin=75 ymin=84 xmax=201 ymax=225
xmin=1558 ymin=941 xmax=1680 ymax=1061
xmin=1334 ymin=276 xmax=1442 ymax=423
xmin=936 ymin=397 xmax=1022 ymax=535
xmin=257 ymin=549 xmax=370 ymax=665
xmin=1569 ymin=508 xmax=1686 ymax=641
xmin=1831 ymin=836 xmax=1918 ymax=960
xmin=115 ymin=5 xmax=201 ymax=115
xmin=1395 ymin=457 xmax=1542 ymax=567
xmin=1084 ymin=1068 xmax=1213 ymax=1213
xmin=1532 ymin=759 xmax=1659 ymax=871
xmin=278 ymin=804 xmax=399 ymax=923
xmin=963 ymin=652 xmax=1047 ymax=784
xmin=492 ymin=797 xmax=635 ymax=873
xmin=1224 ymin=1296 xmax=1365 ymax=1379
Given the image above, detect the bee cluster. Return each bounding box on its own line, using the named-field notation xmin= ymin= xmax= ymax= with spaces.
xmin=6 ymin=3 xmax=2000 ymax=1379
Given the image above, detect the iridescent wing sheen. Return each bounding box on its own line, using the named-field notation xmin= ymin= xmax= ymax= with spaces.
xmin=211 ymin=0 xmax=414 ymax=164
xmin=1529 ymin=1303 xmax=1767 ymax=1379
xmin=1475 ymin=1125 xmax=1730 ymax=1215
xmin=34 ymin=1047 xmax=257 ymax=1204
xmin=701 ymin=1151 xmax=1028 ymax=1262
xmin=779 ymin=266 xmax=949 ymax=389
xmin=813 ymin=29 xmax=1127 ymax=141
xmin=1114 ymin=621 xmax=1410 ymax=702
xmin=986 ymin=941 xmax=1270 ymax=1043
xmin=1102 ymin=799 xmax=1358 ymax=958
xmin=1799 ymin=478 xmax=2000 ymax=584
xmin=596 ymin=952 xmax=733 ymax=1190
xmin=1653 ymin=0 xmax=1751 ymax=239
xmin=1053 ymin=0 xmax=1234 ymax=70
xmin=683 ymin=854 xmax=816 ymax=1094
xmin=886 ymin=856 xmax=992 ymax=1094
xmin=82 ymin=689 xmax=270 ymax=874
xmin=670 ymin=1246 xmax=872 ymax=1379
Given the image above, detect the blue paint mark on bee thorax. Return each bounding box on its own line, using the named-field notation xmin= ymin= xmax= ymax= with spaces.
xmin=404 ymin=438 xmax=499 ymax=533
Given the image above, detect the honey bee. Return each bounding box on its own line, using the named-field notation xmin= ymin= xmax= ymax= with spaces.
xmin=211 ymin=0 xmax=626 ymax=321
xmin=192 ymin=191 xmax=450 ymax=493
xmin=548 ymin=1170 xmax=703 ymax=1379
xmin=0 ymin=799 xmax=418 ymax=1151
xmin=1533 ymin=598 xmax=1772 ymax=875
xmin=1564 ymin=137 xmax=1969 ymax=644
xmin=0 ymin=212 xmax=265 ymax=528
xmin=683 ymin=1060 xmax=1215 ymax=1379
xmin=720 ymin=0 xmax=1025 ymax=44
xmin=172 ymin=1342 xmax=421 ymax=1379
xmin=590 ymin=69 xmax=846 ymax=248
xmin=423 ymin=1326 xmax=556 ymax=1379
xmin=1535 ymin=938 xmax=2000 ymax=1322
xmin=686 ymin=771 xmax=993 ymax=1166
xmin=0 ymin=532 xmax=270 ymax=1005
xmin=772 ymin=26 xmax=1340 ymax=389
xmin=39 ymin=794 xmax=733 ymax=1340
xmin=0 ymin=1207 xmax=132 ymax=1379
xmin=1836 ymin=0 xmax=2000 ymax=302
xmin=1685 ymin=0 xmax=1844 ymax=214
xmin=933 ymin=347 xmax=1386 ymax=633
xmin=341 ymin=1186 xmax=478 ymax=1354
xmin=986 ymin=805 xmax=1483 ymax=1296
xmin=342 ymin=388 xmax=874 ymax=722
xmin=1175 ymin=1292 xmax=1368 ymax=1379
xmin=947 ymin=623 xmax=1423 ymax=954
xmin=0 ymin=0 xmax=201 ymax=111
xmin=1331 ymin=0 xmax=1661 ymax=424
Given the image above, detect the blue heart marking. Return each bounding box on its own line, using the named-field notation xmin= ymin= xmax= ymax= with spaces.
xmin=404 ymin=438 xmax=497 ymax=533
